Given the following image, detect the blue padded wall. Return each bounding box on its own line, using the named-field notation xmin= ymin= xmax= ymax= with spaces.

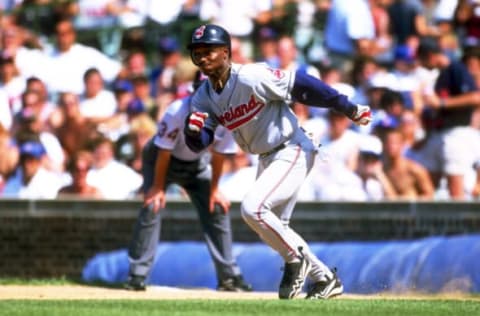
xmin=82 ymin=234 xmax=480 ymax=293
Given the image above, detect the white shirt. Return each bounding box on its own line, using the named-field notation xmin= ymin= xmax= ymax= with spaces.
xmin=39 ymin=132 xmax=66 ymax=172
xmin=80 ymin=90 xmax=117 ymax=118
xmin=2 ymin=167 xmax=65 ymax=199
xmin=0 ymin=89 xmax=12 ymax=130
xmin=200 ymin=0 xmax=271 ymax=37
xmin=87 ymin=160 xmax=142 ymax=199
xmin=146 ymin=0 xmax=185 ymax=24
xmin=219 ymin=166 xmax=256 ymax=201
xmin=46 ymin=44 xmax=121 ymax=94
xmin=14 ymin=47 xmax=52 ymax=84
xmin=0 ymin=75 xmax=26 ymax=115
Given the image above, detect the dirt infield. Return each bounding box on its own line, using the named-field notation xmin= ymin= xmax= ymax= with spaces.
xmin=0 ymin=285 xmax=478 ymax=301
xmin=0 ymin=285 xmax=277 ymax=300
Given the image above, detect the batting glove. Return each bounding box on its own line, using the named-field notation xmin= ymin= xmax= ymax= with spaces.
xmin=187 ymin=111 xmax=209 ymax=133
xmin=351 ymin=104 xmax=372 ymax=126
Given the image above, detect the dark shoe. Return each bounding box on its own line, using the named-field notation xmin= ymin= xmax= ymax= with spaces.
xmin=217 ymin=275 xmax=253 ymax=292
xmin=278 ymin=249 xmax=311 ymax=299
xmin=305 ymin=268 xmax=343 ymax=299
xmin=124 ymin=275 xmax=146 ymax=291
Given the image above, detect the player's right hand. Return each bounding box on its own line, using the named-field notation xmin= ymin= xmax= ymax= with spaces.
xmin=351 ymin=104 xmax=372 ymax=126
xmin=187 ymin=111 xmax=209 ymax=133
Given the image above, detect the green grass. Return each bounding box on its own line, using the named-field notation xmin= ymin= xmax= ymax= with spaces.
xmin=0 ymin=277 xmax=75 ymax=285
xmin=1 ymin=299 xmax=479 ymax=316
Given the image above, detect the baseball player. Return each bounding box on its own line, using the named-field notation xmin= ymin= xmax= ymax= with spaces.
xmin=184 ymin=24 xmax=372 ymax=299
xmin=125 ymin=72 xmax=252 ymax=292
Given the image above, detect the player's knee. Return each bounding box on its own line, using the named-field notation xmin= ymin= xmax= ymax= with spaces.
xmin=240 ymin=198 xmax=267 ymax=223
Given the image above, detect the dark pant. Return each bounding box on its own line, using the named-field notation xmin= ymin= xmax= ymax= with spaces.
xmin=127 ymin=139 xmax=241 ymax=282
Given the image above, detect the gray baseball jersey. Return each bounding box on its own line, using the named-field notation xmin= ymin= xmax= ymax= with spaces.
xmin=191 ymin=62 xmax=334 ymax=284
xmin=191 ymin=63 xmax=298 ymax=155
xmin=154 ymin=96 xmax=238 ymax=159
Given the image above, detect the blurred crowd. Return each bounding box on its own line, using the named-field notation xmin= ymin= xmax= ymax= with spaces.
xmin=0 ymin=0 xmax=479 ymax=201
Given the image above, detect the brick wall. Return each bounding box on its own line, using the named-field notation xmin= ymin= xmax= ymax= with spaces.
xmin=0 ymin=199 xmax=479 ymax=279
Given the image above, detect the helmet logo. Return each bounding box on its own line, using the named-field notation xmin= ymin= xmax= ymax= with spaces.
xmin=193 ymin=25 xmax=206 ymax=39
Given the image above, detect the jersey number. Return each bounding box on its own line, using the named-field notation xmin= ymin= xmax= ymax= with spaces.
xmin=157 ymin=122 xmax=179 ymax=140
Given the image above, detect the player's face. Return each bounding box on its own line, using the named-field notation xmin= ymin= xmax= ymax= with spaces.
xmin=190 ymin=45 xmax=229 ymax=75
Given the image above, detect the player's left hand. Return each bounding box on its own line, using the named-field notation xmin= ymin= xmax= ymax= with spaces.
xmin=144 ymin=186 xmax=166 ymax=213
xmin=210 ymin=188 xmax=231 ymax=214
xmin=351 ymin=104 xmax=372 ymax=126
xmin=187 ymin=111 xmax=209 ymax=133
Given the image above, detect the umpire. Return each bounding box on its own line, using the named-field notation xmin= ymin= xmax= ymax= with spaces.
xmin=125 ymin=72 xmax=252 ymax=292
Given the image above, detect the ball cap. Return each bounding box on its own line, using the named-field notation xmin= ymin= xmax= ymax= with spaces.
xmin=359 ymin=135 xmax=383 ymax=158
xmin=394 ymin=45 xmax=416 ymax=64
xmin=19 ymin=141 xmax=46 ymax=158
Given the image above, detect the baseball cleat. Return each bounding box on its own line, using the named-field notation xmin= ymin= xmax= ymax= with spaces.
xmin=124 ymin=275 xmax=146 ymax=291
xmin=305 ymin=268 xmax=343 ymax=299
xmin=351 ymin=104 xmax=372 ymax=126
xmin=278 ymin=248 xmax=311 ymax=299
xmin=217 ymin=275 xmax=253 ymax=292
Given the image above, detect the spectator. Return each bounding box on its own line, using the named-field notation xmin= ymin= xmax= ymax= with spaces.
xmin=13 ymin=94 xmax=66 ymax=173
xmin=199 ymin=0 xmax=272 ymax=60
xmin=71 ymin=0 xmax=124 ymax=57
xmin=0 ymin=55 xmax=26 ymax=118
xmin=473 ymin=159 xmax=480 ymax=199
xmin=46 ymin=18 xmax=121 ymax=94
xmin=0 ymin=23 xmax=51 ymax=86
xmin=454 ymin=0 xmax=480 ymax=49
xmin=353 ymin=134 xmax=397 ymax=200
xmin=86 ymin=136 xmax=142 ymax=199
xmin=462 ymin=48 xmax=480 ymax=129
xmin=131 ymin=74 xmax=154 ymax=114
xmin=254 ymin=26 xmax=279 ymax=68
xmin=58 ymin=150 xmax=102 ymax=198
xmin=2 ymin=140 xmax=65 ymax=199
xmin=118 ymin=49 xmax=149 ymax=81
xmin=219 ymin=149 xmax=257 ymax=202
xmin=318 ymin=109 xmax=362 ymax=172
xmin=0 ymin=87 xmax=11 ymax=130
xmin=230 ymin=36 xmax=252 ymax=64
xmin=415 ymin=36 xmax=480 ymax=199
xmin=141 ymin=0 xmax=187 ymax=60
xmin=13 ymin=0 xmax=63 ymax=38
xmin=0 ymin=124 xmax=19 ymax=192
xmin=351 ymin=56 xmax=381 ymax=105
xmin=398 ymin=108 xmax=425 ymax=152
xmin=79 ymin=67 xmax=117 ymax=122
xmin=380 ymin=127 xmax=435 ymax=199
xmin=323 ymin=0 xmax=376 ymax=72
xmin=25 ymin=76 xmax=56 ymax=130
xmin=149 ymin=36 xmax=183 ymax=106
xmin=277 ymin=35 xmax=321 ymax=79
xmin=389 ymin=44 xmax=427 ymax=114
xmin=310 ymin=134 xmax=394 ymax=201
xmin=115 ymin=112 xmax=157 ymax=174
xmin=51 ymin=91 xmax=99 ymax=161
xmin=387 ymin=0 xmax=440 ymax=45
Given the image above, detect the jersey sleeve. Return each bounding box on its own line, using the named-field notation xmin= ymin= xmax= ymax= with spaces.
xmin=245 ymin=63 xmax=295 ymax=102
xmin=190 ymin=86 xmax=220 ymax=131
xmin=153 ymin=100 xmax=183 ymax=150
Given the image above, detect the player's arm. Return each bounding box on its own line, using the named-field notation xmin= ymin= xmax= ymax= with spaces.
xmin=209 ymin=151 xmax=231 ymax=213
xmin=290 ymin=70 xmax=371 ymax=125
xmin=144 ymin=148 xmax=171 ymax=213
xmin=184 ymin=112 xmax=214 ymax=152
